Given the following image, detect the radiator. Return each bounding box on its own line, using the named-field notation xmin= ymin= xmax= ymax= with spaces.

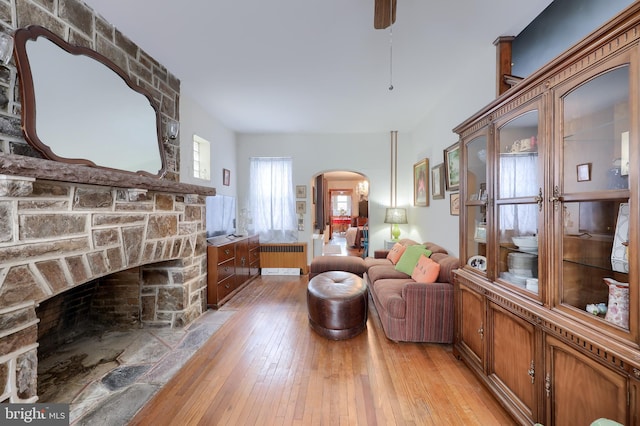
xmin=260 ymin=243 xmax=308 ymax=275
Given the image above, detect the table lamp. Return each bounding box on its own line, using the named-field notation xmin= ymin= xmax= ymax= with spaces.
xmin=384 ymin=207 xmax=407 ymax=240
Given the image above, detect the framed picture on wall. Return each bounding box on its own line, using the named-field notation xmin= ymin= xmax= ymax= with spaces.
xmin=296 ymin=185 xmax=307 ymax=198
xmin=450 ymin=192 xmax=460 ymax=216
xmin=296 ymin=201 xmax=306 ymax=214
xmin=444 ymin=142 xmax=460 ymax=191
xmin=413 ymin=158 xmax=429 ymax=206
xmin=223 ymin=168 xmax=230 ymax=186
xmin=431 ymin=163 xmax=445 ymax=200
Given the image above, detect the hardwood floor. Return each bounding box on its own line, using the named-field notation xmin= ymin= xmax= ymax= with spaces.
xmin=130 ymin=275 xmax=515 ymax=425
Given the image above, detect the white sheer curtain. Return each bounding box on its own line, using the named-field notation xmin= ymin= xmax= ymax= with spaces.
xmin=249 ymin=157 xmax=297 ymax=243
xmin=499 ymin=154 xmax=538 ymax=235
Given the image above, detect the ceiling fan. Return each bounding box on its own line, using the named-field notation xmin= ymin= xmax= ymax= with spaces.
xmin=374 ymin=0 xmax=397 ymax=29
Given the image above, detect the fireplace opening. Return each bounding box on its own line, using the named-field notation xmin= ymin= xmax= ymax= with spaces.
xmin=36 ymin=268 xmax=144 ymax=403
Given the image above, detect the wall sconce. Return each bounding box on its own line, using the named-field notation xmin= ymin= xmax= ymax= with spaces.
xmin=384 ymin=207 xmax=407 ymax=240
xmin=164 ymin=119 xmax=180 ymax=142
xmin=0 ymin=32 xmax=13 ymax=65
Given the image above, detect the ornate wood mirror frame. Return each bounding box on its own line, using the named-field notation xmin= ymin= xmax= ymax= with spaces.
xmin=13 ymin=25 xmax=166 ymax=177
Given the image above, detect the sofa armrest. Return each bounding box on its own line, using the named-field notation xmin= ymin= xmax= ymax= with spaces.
xmin=401 ymin=282 xmax=454 ymax=343
xmin=374 ymin=250 xmax=389 ymax=259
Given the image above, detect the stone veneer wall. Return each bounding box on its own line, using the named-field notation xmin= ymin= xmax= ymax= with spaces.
xmin=0 ymin=0 xmax=181 ymax=179
xmin=0 ymin=0 xmax=211 ymax=404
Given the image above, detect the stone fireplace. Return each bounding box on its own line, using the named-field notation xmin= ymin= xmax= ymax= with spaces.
xmin=0 ymin=168 xmax=213 ymax=403
xmin=0 ymin=0 xmax=216 ymax=404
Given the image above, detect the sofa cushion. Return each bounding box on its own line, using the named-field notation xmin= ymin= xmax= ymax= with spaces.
xmin=364 ymin=257 xmax=394 ymax=268
xmin=386 ymin=243 xmax=406 ymax=264
xmin=423 ymin=242 xmax=448 ymax=255
xmin=395 ymin=245 xmax=432 ymax=275
xmin=367 ymin=264 xmax=409 ymax=284
xmin=411 ymin=255 xmax=440 ymax=283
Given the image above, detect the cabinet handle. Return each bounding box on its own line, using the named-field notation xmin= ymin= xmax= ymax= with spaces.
xmin=477 ymin=324 xmax=484 ymax=340
xmin=535 ymin=188 xmax=543 ymax=211
xmin=528 ymin=360 xmax=535 ymax=384
xmin=224 ymin=249 xmax=231 ymax=255
xmin=225 ymin=284 xmax=230 ymax=289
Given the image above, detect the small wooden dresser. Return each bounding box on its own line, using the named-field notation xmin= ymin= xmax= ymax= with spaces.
xmin=206 ymin=234 xmax=260 ymax=308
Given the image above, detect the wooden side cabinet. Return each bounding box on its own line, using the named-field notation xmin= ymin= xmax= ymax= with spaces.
xmin=207 ymin=235 xmax=260 ymax=308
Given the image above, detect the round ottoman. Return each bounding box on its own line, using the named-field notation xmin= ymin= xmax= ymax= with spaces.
xmin=307 ymin=271 xmax=368 ymax=340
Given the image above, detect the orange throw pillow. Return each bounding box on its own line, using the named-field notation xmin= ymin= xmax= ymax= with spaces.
xmin=386 ymin=243 xmax=406 ymax=264
xmin=411 ymin=255 xmax=440 ymax=283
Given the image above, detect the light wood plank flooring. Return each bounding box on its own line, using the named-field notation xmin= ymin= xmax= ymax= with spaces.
xmin=130 ymin=275 xmax=515 ymax=425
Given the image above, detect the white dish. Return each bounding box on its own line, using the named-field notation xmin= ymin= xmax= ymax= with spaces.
xmin=509 ymin=268 xmax=533 ymax=277
xmin=467 ymin=255 xmax=487 ymax=271
xmin=500 ymin=272 xmax=527 ymax=287
xmin=512 ymin=235 xmax=538 ymax=250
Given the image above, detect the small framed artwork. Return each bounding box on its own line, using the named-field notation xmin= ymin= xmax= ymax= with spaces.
xmin=296 ymin=185 xmax=307 ymax=198
xmin=431 ymin=163 xmax=445 ymax=200
xmin=450 ymin=192 xmax=460 ymax=216
xmin=474 ymin=222 xmax=487 ymax=243
xmin=577 ymin=163 xmax=591 ymax=182
xmin=413 ymin=158 xmax=429 ymax=206
xmin=296 ymin=201 xmax=306 ymax=214
xmin=223 ymin=168 xmax=231 ymax=186
xmin=444 ymin=142 xmax=460 ymax=191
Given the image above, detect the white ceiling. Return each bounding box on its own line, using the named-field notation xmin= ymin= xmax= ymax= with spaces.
xmin=82 ymin=0 xmax=553 ymax=134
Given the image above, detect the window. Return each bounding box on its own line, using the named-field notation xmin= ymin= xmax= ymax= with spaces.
xmin=331 ymin=191 xmax=352 ymax=216
xmin=193 ymin=134 xmax=211 ymax=180
xmin=249 ymin=157 xmax=297 ymax=242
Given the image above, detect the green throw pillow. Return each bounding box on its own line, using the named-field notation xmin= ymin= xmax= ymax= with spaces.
xmin=394 ymin=245 xmax=432 ymax=275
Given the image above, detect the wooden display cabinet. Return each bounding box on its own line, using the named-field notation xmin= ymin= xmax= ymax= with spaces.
xmin=453 ymin=4 xmax=640 ymax=424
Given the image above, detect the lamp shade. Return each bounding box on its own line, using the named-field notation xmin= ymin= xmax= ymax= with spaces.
xmin=384 ymin=207 xmax=407 ymax=224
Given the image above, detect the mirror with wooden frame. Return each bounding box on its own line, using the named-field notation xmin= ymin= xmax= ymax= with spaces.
xmin=13 ymin=25 xmax=166 ymax=177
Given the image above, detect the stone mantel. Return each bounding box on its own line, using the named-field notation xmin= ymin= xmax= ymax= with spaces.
xmin=0 ymin=154 xmax=216 ymax=196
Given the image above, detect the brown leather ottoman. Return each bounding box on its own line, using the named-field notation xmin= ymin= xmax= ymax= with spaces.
xmin=307 ymin=271 xmax=368 ymax=340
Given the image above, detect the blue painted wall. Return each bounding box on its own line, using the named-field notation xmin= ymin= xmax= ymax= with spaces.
xmin=512 ymin=0 xmax=634 ymax=77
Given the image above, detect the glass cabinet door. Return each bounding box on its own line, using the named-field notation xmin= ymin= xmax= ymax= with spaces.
xmin=463 ymin=132 xmax=489 ymax=276
xmin=495 ymin=108 xmax=542 ymax=297
xmin=556 ymin=62 xmax=632 ymax=335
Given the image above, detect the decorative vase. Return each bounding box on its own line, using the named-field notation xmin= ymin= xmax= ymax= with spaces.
xmin=603 ymin=278 xmax=629 ymax=329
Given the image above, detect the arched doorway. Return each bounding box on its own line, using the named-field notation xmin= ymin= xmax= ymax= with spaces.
xmin=312 ymin=171 xmax=369 ymax=250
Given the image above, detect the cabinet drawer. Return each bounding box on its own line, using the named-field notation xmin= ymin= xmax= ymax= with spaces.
xmin=217 ymin=258 xmax=235 ymax=282
xmin=217 ymin=275 xmax=236 ymax=301
xmin=216 ymin=245 xmax=235 ymax=263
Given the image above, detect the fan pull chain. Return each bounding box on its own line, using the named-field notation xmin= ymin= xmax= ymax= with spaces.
xmin=388 ymin=0 xmax=394 ymax=91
